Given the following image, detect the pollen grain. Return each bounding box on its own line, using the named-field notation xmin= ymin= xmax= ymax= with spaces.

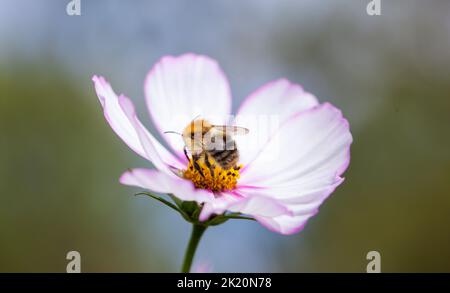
xmin=183 ymin=160 xmax=242 ymax=192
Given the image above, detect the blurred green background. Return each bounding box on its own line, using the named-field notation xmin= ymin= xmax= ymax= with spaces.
xmin=1 ymin=0 xmax=450 ymax=272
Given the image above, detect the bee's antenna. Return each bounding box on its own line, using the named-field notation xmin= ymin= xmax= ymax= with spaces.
xmin=164 ymin=131 xmax=182 ymax=136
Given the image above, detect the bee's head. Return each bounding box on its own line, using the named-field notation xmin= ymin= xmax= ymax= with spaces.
xmin=181 ymin=118 xmax=212 ymax=154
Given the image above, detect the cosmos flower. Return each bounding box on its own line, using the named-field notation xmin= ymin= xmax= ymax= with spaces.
xmin=92 ymin=53 xmax=352 ymax=235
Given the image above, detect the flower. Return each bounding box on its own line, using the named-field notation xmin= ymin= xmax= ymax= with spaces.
xmin=92 ymin=53 xmax=352 ymax=235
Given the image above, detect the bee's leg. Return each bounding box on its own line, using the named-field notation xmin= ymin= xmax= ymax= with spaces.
xmin=204 ymin=152 xmax=215 ymax=178
xmin=192 ymin=154 xmax=205 ymax=177
xmin=183 ymin=147 xmax=190 ymax=162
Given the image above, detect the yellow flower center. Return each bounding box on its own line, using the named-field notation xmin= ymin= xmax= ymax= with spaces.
xmin=183 ymin=159 xmax=242 ymax=192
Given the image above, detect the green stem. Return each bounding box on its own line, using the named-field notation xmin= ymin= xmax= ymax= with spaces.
xmin=181 ymin=224 xmax=207 ymax=273
xmin=225 ymin=215 xmax=255 ymax=221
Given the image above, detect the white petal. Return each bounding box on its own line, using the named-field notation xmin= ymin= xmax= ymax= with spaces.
xmin=120 ymin=168 xmax=214 ymax=203
xmin=92 ymin=75 xmax=184 ymax=171
xmin=145 ymin=54 xmax=232 ymax=158
xmin=235 ymin=79 xmax=319 ymax=166
xmin=240 ymin=103 xmax=352 ymax=187
xmin=198 ymin=191 xmax=290 ymax=221
xmin=239 ymin=103 xmax=352 ymax=234
xmin=198 ymin=192 xmax=240 ymax=221
xmin=254 ymin=214 xmax=314 ymax=235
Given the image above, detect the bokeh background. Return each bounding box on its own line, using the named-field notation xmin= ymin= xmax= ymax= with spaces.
xmin=1 ymin=0 xmax=450 ymax=272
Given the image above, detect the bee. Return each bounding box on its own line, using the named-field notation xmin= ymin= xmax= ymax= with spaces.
xmin=180 ymin=118 xmax=249 ymax=177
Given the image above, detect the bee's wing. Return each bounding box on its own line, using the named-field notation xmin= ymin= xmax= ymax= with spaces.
xmin=212 ymin=125 xmax=249 ymax=136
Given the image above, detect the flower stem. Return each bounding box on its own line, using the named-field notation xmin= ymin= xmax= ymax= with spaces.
xmin=181 ymin=224 xmax=207 ymax=273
